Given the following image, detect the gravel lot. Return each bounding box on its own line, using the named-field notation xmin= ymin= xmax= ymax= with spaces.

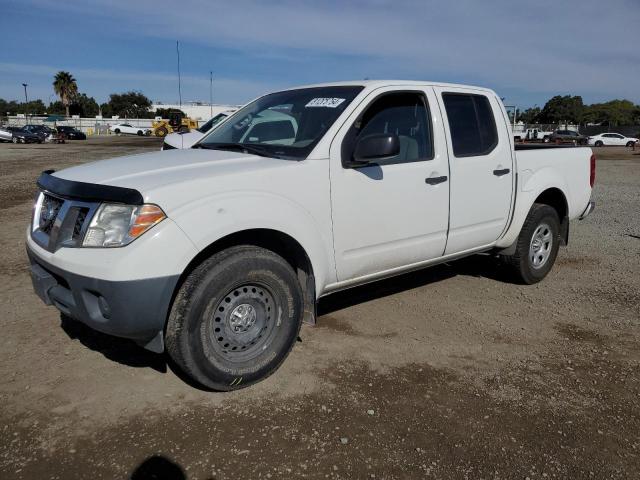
xmin=1 ymin=137 xmax=639 ymax=479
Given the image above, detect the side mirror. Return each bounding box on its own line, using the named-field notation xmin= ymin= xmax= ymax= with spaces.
xmin=349 ymin=133 xmax=400 ymax=167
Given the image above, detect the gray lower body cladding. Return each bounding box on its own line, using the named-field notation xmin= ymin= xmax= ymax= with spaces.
xmin=27 ymin=246 xmax=178 ymax=352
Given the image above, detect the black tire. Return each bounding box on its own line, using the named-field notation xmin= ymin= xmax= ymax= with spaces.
xmin=137 ymin=130 xmax=143 ymax=136
xmin=155 ymin=126 xmax=168 ymax=137
xmin=594 ymin=140 xmax=603 ymax=147
xmin=166 ymin=246 xmax=303 ymax=391
xmin=502 ymin=203 xmax=561 ymax=285
xmin=114 ymin=128 xmax=120 ymax=134
xmin=626 ymin=141 xmax=634 ymax=147
xmin=178 ymin=125 xmax=189 ymax=133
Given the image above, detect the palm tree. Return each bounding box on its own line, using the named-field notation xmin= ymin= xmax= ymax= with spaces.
xmin=53 ymin=71 xmax=78 ymax=117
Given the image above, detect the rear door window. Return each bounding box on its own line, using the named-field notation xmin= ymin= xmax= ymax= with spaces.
xmin=442 ymin=93 xmax=498 ymax=157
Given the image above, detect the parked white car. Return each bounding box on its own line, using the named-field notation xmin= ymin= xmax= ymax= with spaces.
xmin=27 ymin=80 xmax=595 ymax=390
xmin=162 ymin=110 xmax=237 ymax=150
xmin=109 ymin=123 xmax=150 ymax=136
xmin=0 ymin=126 xmax=13 ymax=142
xmin=588 ymin=133 xmax=638 ymax=147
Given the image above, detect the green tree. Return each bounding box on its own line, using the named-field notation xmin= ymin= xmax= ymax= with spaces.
xmin=518 ymin=106 xmax=542 ymax=124
xmin=538 ymin=95 xmax=584 ymax=125
xmin=99 ymin=103 xmax=112 ymax=118
xmin=582 ymin=100 xmax=640 ymax=126
xmin=0 ymin=98 xmax=21 ymax=116
xmin=47 ymin=101 xmax=66 ymax=115
xmin=106 ymin=91 xmax=153 ymax=118
xmin=22 ymin=100 xmax=47 ymax=116
xmin=53 ymin=71 xmax=78 ymax=117
xmin=69 ymin=93 xmax=100 ymax=117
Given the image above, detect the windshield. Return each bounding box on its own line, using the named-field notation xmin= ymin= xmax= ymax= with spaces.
xmin=198 ymin=86 xmax=364 ymax=159
xmin=197 ymin=113 xmax=229 ymax=133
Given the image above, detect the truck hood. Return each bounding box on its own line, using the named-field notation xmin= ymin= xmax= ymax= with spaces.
xmin=52 ymin=149 xmax=298 ymax=200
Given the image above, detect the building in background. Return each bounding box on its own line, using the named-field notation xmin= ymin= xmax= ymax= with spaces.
xmin=151 ymin=102 xmax=240 ymax=121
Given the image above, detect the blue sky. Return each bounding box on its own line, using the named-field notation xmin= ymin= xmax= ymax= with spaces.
xmin=1 ymin=0 xmax=639 ymax=109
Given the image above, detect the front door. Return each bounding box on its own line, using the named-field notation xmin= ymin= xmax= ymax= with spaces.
xmin=329 ymin=87 xmax=450 ymax=282
xmin=434 ymin=87 xmax=515 ymax=254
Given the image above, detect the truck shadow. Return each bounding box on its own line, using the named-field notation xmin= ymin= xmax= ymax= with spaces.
xmin=57 ymin=254 xmax=509 ymax=385
xmin=319 ymin=253 xmax=510 ymax=315
xmin=59 ymin=315 xmax=168 ymax=373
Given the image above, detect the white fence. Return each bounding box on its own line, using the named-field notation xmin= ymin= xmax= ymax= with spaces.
xmin=4 ymin=115 xmax=156 ymax=135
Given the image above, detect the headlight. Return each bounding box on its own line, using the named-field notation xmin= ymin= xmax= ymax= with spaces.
xmin=82 ymin=203 xmax=166 ymax=247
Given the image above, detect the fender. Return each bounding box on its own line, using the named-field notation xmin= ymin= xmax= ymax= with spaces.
xmin=496 ymin=166 xmax=570 ymax=249
xmin=169 ymin=190 xmax=336 ymax=296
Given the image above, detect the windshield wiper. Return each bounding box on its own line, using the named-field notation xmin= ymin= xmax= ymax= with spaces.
xmin=195 ymin=142 xmax=279 ymax=158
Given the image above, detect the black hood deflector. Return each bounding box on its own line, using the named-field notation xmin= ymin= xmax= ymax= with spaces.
xmin=37 ymin=170 xmax=144 ymax=205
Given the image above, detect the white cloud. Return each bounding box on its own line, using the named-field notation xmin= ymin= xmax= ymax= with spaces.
xmin=6 ymin=0 xmax=640 ymax=103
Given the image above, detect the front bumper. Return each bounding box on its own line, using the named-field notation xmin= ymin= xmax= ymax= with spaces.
xmin=27 ymin=246 xmax=179 ymax=352
xmin=579 ymin=201 xmax=595 ymax=220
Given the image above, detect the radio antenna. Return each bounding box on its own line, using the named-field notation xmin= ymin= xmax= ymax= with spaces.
xmin=176 ymin=41 xmax=182 ymax=108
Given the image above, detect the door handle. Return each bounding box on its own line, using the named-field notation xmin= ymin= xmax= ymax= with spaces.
xmin=493 ymin=168 xmax=510 ymax=176
xmin=425 ymin=175 xmax=448 ymax=185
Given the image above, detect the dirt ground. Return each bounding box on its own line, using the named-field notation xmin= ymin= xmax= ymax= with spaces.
xmin=0 ymin=137 xmax=639 ymax=479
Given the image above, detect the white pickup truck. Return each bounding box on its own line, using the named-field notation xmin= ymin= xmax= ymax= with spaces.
xmin=27 ymin=81 xmax=595 ymax=390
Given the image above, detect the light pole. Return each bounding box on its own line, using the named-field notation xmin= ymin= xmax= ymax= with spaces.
xmin=210 ymin=71 xmax=213 ymax=118
xmin=22 ymin=83 xmax=28 ymax=124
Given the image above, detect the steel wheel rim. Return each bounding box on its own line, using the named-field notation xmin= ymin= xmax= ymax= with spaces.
xmin=529 ymin=222 xmax=553 ymax=269
xmin=206 ymin=283 xmax=277 ymax=362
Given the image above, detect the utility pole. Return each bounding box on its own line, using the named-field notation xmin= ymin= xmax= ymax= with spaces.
xmin=210 ymin=71 xmax=213 ymax=118
xmin=22 ymin=83 xmax=28 ymax=125
xmin=176 ymin=41 xmax=182 ymax=108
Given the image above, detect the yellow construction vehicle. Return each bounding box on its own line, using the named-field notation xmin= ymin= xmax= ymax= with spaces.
xmin=152 ymin=111 xmax=198 ymax=137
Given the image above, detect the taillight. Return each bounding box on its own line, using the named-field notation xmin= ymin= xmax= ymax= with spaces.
xmin=590 ymin=154 xmax=596 ymax=188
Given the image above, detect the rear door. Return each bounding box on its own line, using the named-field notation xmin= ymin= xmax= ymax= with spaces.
xmin=434 ymin=87 xmax=514 ymax=254
xmin=329 ymin=87 xmax=450 ymax=281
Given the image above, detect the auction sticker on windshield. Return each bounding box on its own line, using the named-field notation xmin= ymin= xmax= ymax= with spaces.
xmin=306 ymin=98 xmax=346 ymax=108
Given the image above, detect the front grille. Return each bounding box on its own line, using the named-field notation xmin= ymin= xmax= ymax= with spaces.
xmin=73 ymin=208 xmax=89 ymax=240
xmin=32 ymin=192 xmax=98 ymax=252
xmin=39 ymin=194 xmax=63 ymax=234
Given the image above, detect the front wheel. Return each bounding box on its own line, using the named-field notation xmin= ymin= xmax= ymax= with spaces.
xmin=626 ymin=141 xmax=635 ymax=147
xmin=166 ymin=246 xmax=303 ymax=391
xmin=502 ymin=203 xmax=561 ymax=285
xmin=137 ymin=130 xmax=143 ymax=136
xmin=12 ymin=137 xmax=18 ymax=144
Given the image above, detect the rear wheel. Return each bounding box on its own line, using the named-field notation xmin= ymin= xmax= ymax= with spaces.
xmin=594 ymin=140 xmax=603 ymax=147
xmin=178 ymin=125 xmax=189 ymax=133
xmin=114 ymin=128 xmax=120 ymax=134
xmin=502 ymin=204 xmax=561 ymax=285
xmin=12 ymin=137 xmax=18 ymax=144
xmin=155 ymin=126 xmax=168 ymax=137
xmin=137 ymin=130 xmax=143 ymax=136
xmin=166 ymin=246 xmax=303 ymax=391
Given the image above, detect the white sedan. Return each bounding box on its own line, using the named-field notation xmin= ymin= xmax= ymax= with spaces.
xmin=588 ymin=133 xmax=638 ymax=147
xmin=0 ymin=126 xmax=13 ymax=142
xmin=109 ymin=123 xmax=150 ymax=136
